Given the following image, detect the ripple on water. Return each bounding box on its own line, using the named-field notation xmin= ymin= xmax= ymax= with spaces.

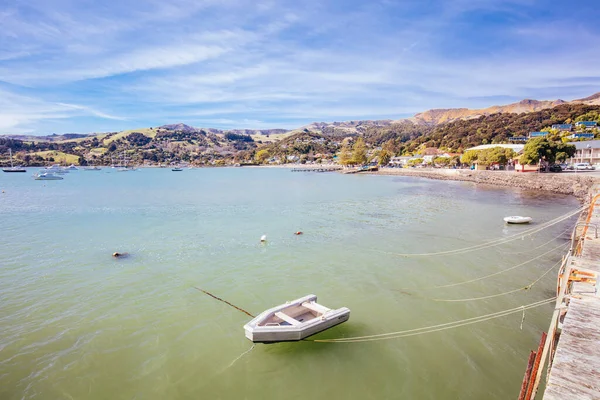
xmin=0 ymin=169 xmax=579 ymax=399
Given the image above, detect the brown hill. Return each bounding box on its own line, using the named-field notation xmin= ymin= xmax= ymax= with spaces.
xmin=411 ymin=99 xmax=567 ymax=125
xmin=572 ymin=92 xmax=600 ymax=105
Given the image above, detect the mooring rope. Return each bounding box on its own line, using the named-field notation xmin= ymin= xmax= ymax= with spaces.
xmin=431 ymin=242 xmax=569 ymax=289
xmin=371 ymin=206 xmax=582 ymax=257
xmin=427 ymin=259 xmax=562 ymax=302
xmin=221 ymin=344 xmax=255 ymax=372
xmin=306 ymin=297 xmax=556 ymax=343
xmin=501 ymin=226 xmax=571 ymax=255
xmin=391 ymin=242 xmax=568 ymax=298
xmin=193 ymin=287 xmax=256 ymax=318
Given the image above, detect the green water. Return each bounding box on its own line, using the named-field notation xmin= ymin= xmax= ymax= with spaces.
xmin=0 ymin=168 xmax=578 ymax=399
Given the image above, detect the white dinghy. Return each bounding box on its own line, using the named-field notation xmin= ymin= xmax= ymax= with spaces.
xmin=503 ymin=216 xmax=532 ymax=224
xmin=244 ymin=294 xmax=350 ymax=343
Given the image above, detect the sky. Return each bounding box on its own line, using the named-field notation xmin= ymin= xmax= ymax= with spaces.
xmin=1 ymin=0 xmax=599 ymax=135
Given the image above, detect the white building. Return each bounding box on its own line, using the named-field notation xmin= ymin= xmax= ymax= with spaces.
xmin=568 ymin=140 xmax=600 ymax=165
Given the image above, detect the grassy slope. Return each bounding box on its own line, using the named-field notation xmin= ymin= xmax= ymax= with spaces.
xmin=32 ymin=151 xmax=80 ymax=164
xmin=250 ymin=132 xmax=293 ymax=143
xmin=101 ymin=128 xmax=158 ymax=144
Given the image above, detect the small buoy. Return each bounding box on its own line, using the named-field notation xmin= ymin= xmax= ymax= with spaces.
xmin=294 ymin=231 xmax=303 ymax=235
xmin=113 ymin=252 xmax=129 ymax=258
xmin=260 ymin=235 xmax=267 ymax=242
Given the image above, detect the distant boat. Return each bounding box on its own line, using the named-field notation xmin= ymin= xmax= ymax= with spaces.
xmin=504 ymin=216 xmax=532 ymax=224
xmin=172 ymin=167 xmax=183 ymax=171
xmin=33 ymin=172 xmax=63 ymax=180
xmin=41 ymin=164 xmax=69 ymax=174
xmin=2 ymin=149 xmax=26 ymax=173
xmin=243 ymin=294 xmax=350 ymax=343
xmin=66 ymin=164 xmax=78 ymax=170
xmin=83 ymin=166 xmax=102 ymax=171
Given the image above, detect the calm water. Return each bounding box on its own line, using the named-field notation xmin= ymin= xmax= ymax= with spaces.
xmin=0 ymin=168 xmax=579 ymax=399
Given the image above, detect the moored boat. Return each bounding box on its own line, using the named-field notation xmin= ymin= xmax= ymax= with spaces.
xmin=2 ymin=149 xmax=26 ymax=173
xmin=34 ymin=172 xmax=64 ymax=180
xmin=244 ymin=294 xmax=350 ymax=343
xmin=503 ymin=216 xmax=532 ymax=224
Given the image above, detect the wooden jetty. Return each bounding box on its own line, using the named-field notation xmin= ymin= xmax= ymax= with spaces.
xmin=520 ymin=190 xmax=600 ymax=400
xmin=541 ymin=193 xmax=600 ymax=400
xmin=291 ymin=166 xmax=342 ymax=173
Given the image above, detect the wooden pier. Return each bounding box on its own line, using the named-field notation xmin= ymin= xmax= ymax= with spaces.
xmin=527 ymin=191 xmax=600 ymax=400
xmin=290 ymin=166 xmax=342 ymax=173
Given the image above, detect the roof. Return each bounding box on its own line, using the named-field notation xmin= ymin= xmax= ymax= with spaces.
xmin=568 ymin=140 xmax=600 ymax=150
xmin=466 ymin=144 xmax=525 ymax=153
xmin=529 ymin=131 xmax=548 ymax=136
xmin=575 ymin=121 xmax=598 ymax=126
xmin=570 ymin=133 xmax=595 ymax=138
xmin=420 ymin=147 xmax=442 ymax=155
xmin=552 ymin=124 xmax=573 ymax=128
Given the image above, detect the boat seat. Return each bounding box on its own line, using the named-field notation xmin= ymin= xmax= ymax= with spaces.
xmin=302 ymin=301 xmax=330 ymax=314
xmin=274 ymin=311 xmax=301 ymax=326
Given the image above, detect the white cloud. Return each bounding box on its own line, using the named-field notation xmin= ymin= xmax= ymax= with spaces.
xmin=1 ymin=0 xmax=599 ymax=134
xmin=0 ymin=89 xmax=127 ymax=133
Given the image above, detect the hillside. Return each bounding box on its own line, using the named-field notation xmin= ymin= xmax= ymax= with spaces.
xmin=409 ymin=92 xmax=600 ymax=126
xmin=411 ymin=99 xmax=568 ymax=125
xmin=2 ymin=92 xmax=600 ymax=167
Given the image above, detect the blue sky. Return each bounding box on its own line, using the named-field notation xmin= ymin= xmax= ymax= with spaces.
xmin=1 ymin=0 xmax=599 ymax=135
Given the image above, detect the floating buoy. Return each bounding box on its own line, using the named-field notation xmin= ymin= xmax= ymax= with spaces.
xmin=260 ymin=235 xmax=267 ymax=242
xmin=294 ymin=231 xmax=303 ymax=235
xmin=112 ymin=252 xmax=129 ymax=258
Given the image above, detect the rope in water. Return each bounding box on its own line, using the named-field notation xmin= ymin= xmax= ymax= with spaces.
xmin=391 ymin=241 xmax=569 ymax=298
xmin=501 ymin=226 xmax=571 ymax=255
xmin=193 ymin=287 xmax=256 ymax=318
xmin=306 ymin=297 xmax=556 ymax=343
xmin=431 ymin=241 xmax=569 ymax=289
xmin=428 ymin=258 xmax=562 ymax=302
xmin=372 ymin=206 xmax=582 ymax=257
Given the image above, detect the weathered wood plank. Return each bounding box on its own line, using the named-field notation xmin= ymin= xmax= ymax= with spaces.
xmin=543 ymin=297 xmax=600 ymax=399
xmin=542 ymin=192 xmax=600 ymax=400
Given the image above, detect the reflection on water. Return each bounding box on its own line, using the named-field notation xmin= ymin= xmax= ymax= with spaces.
xmin=0 ymin=168 xmax=579 ymax=399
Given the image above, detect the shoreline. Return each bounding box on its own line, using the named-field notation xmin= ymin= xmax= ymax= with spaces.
xmin=367 ymin=168 xmax=599 ymax=201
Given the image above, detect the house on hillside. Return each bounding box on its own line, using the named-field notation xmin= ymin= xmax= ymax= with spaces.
xmin=552 ymin=124 xmax=573 ymax=131
xmin=509 ymin=136 xmax=528 ymax=142
xmin=528 ymin=131 xmax=548 ymax=138
xmin=575 ymin=121 xmax=598 ymax=129
xmin=568 ymin=133 xmax=595 ymax=140
xmin=389 ymin=156 xmax=412 ymax=166
xmin=419 ymin=148 xmax=443 ymax=163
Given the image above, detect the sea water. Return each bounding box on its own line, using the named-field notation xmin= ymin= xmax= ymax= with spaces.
xmin=0 ymin=168 xmax=578 ymax=399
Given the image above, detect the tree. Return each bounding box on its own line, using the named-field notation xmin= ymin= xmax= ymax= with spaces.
xmin=519 ymin=137 xmax=575 ymax=165
xmin=352 ymin=137 xmax=367 ymax=165
xmin=407 ymin=158 xmax=423 ymax=167
xmin=479 ymin=147 xmax=516 ymax=166
xmin=378 ymin=149 xmax=392 ymax=166
xmin=433 ymin=156 xmax=450 ymax=167
xmin=338 ymin=145 xmax=353 ymax=166
xmin=254 ymin=149 xmax=270 ymax=164
xmin=461 ymin=150 xmax=478 ymax=165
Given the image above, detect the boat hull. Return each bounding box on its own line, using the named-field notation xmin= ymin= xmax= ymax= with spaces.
xmin=243 ymin=294 xmax=350 ymax=343
xmin=2 ymin=169 xmax=26 ymax=173
xmin=504 ymin=216 xmax=532 ymax=224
